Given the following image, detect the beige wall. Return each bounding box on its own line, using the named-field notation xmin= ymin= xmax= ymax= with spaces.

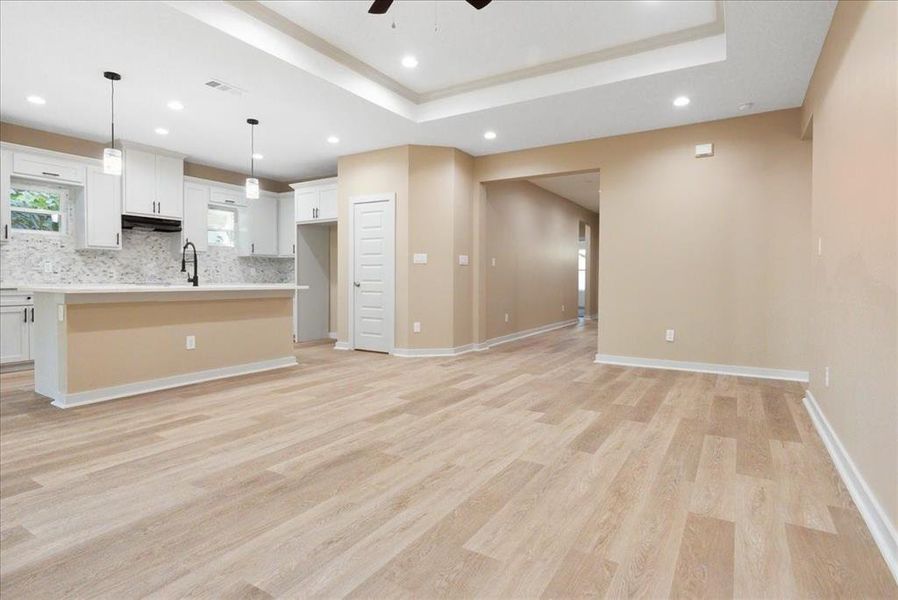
xmin=0 ymin=122 xmax=290 ymax=193
xmin=65 ymin=297 xmax=293 ymax=392
xmin=801 ymin=0 xmax=897 ymax=529
xmin=452 ymin=149 xmax=476 ymax=347
xmin=475 ymin=109 xmax=811 ymax=371
xmin=484 ymin=180 xmax=598 ymax=339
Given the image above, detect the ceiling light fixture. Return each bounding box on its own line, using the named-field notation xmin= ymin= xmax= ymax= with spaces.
xmin=102 ymin=71 xmax=122 ymax=176
xmin=673 ymin=96 xmax=691 ymax=107
xmin=483 ymin=130 xmax=497 ymax=140
xmin=167 ymin=100 xmax=184 ymax=111
xmin=327 ymin=135 xmax=340 ymax=144
xmin=245 ymin=118 xmax=260 ymax=200
xmin=401 ymin=55 xmax=418 ymax=68
xmin=738 ymin=102 xmax=754 ymax=111
xmin=26 ymin=95 xmax=46 ymax=105
xmin=154 ymin=127 xmax=169 ymax=135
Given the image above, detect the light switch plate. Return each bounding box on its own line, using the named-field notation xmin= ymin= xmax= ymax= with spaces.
xmin=665 ymin=329 xmax=675 ymax=342
xmin=458 ymin=254 xmax=469 ymax=266
xmin=186 ymin=335 xmax=196 ymax=350
xmin=413 ymin=253 xmax=428 ymax=264
xmin=413 ymin=321 xmax=421 ymax=333
xmin=695 ymin=143 xmax=714 ymax=158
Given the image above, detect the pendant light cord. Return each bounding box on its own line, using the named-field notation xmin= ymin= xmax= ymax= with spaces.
xmin=110 ymin=78 xmax=115 ymax=149
xmin=250 ymin=123 xmax=255 ymax=178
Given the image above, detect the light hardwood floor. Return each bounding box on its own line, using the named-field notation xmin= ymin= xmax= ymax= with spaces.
xmin=0 ymin=322 xmax=895 ymax=599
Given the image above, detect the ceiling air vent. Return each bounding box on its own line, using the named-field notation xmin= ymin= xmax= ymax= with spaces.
xmin=204 ymin=79 xmax=246 ymax=96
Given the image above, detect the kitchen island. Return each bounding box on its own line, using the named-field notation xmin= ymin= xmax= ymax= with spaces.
xmin=24 ymin=284 xmax=305 ymax=408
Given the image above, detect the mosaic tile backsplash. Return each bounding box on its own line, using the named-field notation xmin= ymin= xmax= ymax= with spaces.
xmin=0 ymin=229 xmax=294 ymax=287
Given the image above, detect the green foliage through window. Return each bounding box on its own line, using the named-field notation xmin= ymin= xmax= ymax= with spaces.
xmin=9 ymin=185 xmax=65 ymax=233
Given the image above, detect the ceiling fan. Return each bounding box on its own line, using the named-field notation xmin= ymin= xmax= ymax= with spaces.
xmin=368 ymin=0 xmax=492 ymax=15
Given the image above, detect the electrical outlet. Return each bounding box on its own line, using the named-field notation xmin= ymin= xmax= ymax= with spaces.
xmin=413 ymin=321 xmax=421 ymax=333
xmin=413 ymin=253 xmax=428 ymax=264
xmin=42 ymin=260 xmax=53 ymax=273
xmin=504 ymin=313 xmax=509 ymax=323
xmin=665 ymin=329 xmax=675 ymax=342
xmin=491 ymin=257 xmax=496 ymax=267
xmin=186 ymin=335 xmax=196 ymax=350
xmin=458 ymin=255 xmax=469 ymax=266
xmin=824 ymin=366 xmax=830 ymax=387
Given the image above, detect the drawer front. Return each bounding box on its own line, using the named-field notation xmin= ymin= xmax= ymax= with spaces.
xmin=0 ymin=292 xmax=33 ymax=307
xmin=13 ymin=152 xmax=85 ymax=184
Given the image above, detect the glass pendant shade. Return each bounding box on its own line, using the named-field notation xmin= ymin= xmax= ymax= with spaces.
xmin=245 ymin=177 xmax=260 ymax=200
xmin=103 ymin=147 xmax=122 ymax=175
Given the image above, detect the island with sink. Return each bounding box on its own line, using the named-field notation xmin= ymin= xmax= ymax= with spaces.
xmin=24 ymin=284 xmax=307 ymax=408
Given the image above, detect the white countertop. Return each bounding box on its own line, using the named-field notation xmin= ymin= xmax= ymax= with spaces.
xmin=19 ymin=284 xmax=305 ymax=294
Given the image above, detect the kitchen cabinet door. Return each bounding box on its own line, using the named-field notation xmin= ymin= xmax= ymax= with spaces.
xmin=0 ymin=305 xmax=30 ymax=364
xmin=317 ymin=186 xmax=337 ymax=220
xmin=295 ymin=189 xmax=317 ymax=222
xmin=278 ymin=194 xmax=295 ymax=256
xmin=85 ymin=166 xmax=122 ymax=249
xmin=182 ymin=182 xmax=209 ymax=251
xmin=154 ymin=154 xmax=183 ymax=219
xmin=0 ymin=149 xmax=11 ymax=243
xmin=122 ymin=147 xmax=157 ymax=217
xmin=249 ymin=195 xmax=278 ymax=256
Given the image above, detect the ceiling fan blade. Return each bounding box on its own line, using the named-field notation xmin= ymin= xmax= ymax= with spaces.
xmin=368 ymin=0 xmax=393 ymax=14
xmin=466 ymin=0 xmax=492 ymax=9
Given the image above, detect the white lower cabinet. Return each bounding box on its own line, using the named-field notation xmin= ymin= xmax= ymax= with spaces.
xmin=0 ymin=294 xmax=33 ymax=365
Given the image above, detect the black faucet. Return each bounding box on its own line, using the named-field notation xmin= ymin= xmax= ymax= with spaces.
xmin=181 ymin=241 xmax=199 ymax=287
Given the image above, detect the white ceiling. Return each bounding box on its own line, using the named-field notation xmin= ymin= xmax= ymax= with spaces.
xmin=259 ymin=0 xmax=718 ymax=95
xmin=529 ymin=172 xmax=601 ymax=213
xmin=0 ymin=1 xmax=836 ymax=183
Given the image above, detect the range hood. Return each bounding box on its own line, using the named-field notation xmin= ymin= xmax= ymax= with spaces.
xmin=121 ymin=215 xmax=181 ymax=233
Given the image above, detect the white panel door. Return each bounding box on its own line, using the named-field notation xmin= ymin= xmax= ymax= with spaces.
xmin=154 ymin=154 xmax=183 ymax=219
xmin=0 ymin=305 xmax=30 ymax=364
xmin=85 ymin=166 xmax=122 ymax=248
xmin=353 ymin=198 xmax=394 ymax=353
xmin=122 ymin=147 xmax=156 ymax=216
xmin=182 ymin=182 xmax=209 ymax=251
xmin=318 ymin=186 xmax=338 ymax=220
xmin=295 ymin=189 xmax=317 ymax=222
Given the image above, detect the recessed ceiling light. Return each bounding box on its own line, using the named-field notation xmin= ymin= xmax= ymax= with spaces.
xmin=327 ymin=135 xmax=340 ymax=144
xmin=252 ymin=153 xmax=264 ymax=160
xmin=483 ymin=130 xmax=497 ymax=140
xmin=738 ymin=102 xmax=755 ymax=111
xmin=167 ymin=100 xmax=184 ymax=111
xmin=401 ymin=55 xmax=418 ymax=69
xmin=26 ymin=95 xmax=46 ymax=105
xmin=673 ymin=96 xmax=690 ymax=107
xmin=154 ymin=127 xmax=169 ymax=135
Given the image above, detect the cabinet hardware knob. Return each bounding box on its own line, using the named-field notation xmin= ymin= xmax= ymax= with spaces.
xmin=30 ymin=308 xmax=34 ymax=322
xmin=24 ymin=307 xmax=28 ymax=322
xmin=41 ymin=171 xmax=59 ymax=177
xmin=354 ymin=281 xmax=361 ymax=288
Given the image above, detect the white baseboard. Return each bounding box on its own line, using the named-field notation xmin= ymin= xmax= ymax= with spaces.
xmin=803 ymin=389 xmax=898 ymax=582
xmin=392 ymin=319 xmax=579 ymax=359
xmin=594 ymin=354 xmax=809 ymax=382
xmin=49 ymin=356 xmax=298 ymax=409
xmin=333 ymin=341 xmax=351 ymax=351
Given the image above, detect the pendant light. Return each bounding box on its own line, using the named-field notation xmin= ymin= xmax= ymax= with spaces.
xmin=102 ymin=71 xmax=122 ymax=176
xmin=245 ymin=118 xmax=260 ymax=199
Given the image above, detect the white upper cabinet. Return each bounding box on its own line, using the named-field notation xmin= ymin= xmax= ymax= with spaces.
xmin=12 ymin=151 xmax=85 ymax=185
xmin=182 ymin=181 xmax=209 ymax=252
xmin=209 ymin=186 xmax=246 ymax=208
xmin=239 ymin=193 xmax=279 ymax=256
xmin=122 ymin=144 xmax=184 ymax=220
xmin=277 ymin=193 xmax=295 ymax=257
xmin=0 ymin=148 xmax=11 ymax=243
xmin=291 ymin=177 xmax=338 ymax=223
xmin=76 ymin=166 xmax=122 ymax=250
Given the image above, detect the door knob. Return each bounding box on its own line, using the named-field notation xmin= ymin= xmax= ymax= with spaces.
xmin=354 ymin=281 xmax=361 ymax=287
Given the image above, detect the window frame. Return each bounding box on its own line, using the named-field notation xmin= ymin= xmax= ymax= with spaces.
xmin=206 ymin=205 xmax=237 ymax=248
xmin=9 ymin=181 xmax=69 ymax=236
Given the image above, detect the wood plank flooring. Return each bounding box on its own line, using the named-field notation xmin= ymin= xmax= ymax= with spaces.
xmin=0 ymin=322 xmax=894 ymax=599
